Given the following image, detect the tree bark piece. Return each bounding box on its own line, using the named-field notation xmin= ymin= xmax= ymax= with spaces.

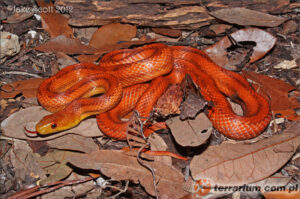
xmin=55 ymin=0 xmax=290 ymax=29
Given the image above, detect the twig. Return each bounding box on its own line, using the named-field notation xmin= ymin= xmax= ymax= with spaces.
xmin=1 ymin=71 xmax=42 ymax=78
xmin=137 ymin=143 xmax=159 ymax=199
xmin=8 ymin=176 xmax=94 ymax=199
xmin=107 ymin=180 xmax=129 ymax=199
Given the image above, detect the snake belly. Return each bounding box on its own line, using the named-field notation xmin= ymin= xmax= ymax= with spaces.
xmin=36 ymin=43 xmax=271 ymax=140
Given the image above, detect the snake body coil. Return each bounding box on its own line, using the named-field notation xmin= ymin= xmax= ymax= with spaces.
xmin=36 ymin=44 xmax=271 ymax=140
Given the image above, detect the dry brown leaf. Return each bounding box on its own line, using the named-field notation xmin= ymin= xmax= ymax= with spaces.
xmin=1 ymin=107 xmax=103 ymax=141
xmin=210 ymin=8 xmax=287 ymax=27
xmin=37 ymin=150 xmax=75 ymax=185
xmin=190 ymin=122 xmax=300 ymax=186
xmin=47 ymin=134 xmax=99 ymax=153
xmin=35 ymin=35 xmax=97 ymax=54
xmin=166 ymin=114 xmax=212 ymax=147
xmin=204 ymin=28 xmax=276 ymax=67
xmin=77 ymin=36 xmax=155 ymax=63
xmin=89 ymin=23 xmax=137 ymax=49
xmin=151 ymin=28 xmax=182 ymax=38
xmin=209 ymin=24 xmax=232 ymax=34
xmin=250 ymin=173 xmax=291 ymax=191
xmin=8 ymin=139 xmax=47 ymax=183
xmin=67 ymin=150 xmax=187 ymax=198
xmin=148 ymin=133 xmax=172 ymax=166
xmin=0 ymin=78 xmax=44 ymax=99
xmin=242 ymin=70 xmax=300 ymax=120
xmin=36 ymin=0 xmax=73 ymax=38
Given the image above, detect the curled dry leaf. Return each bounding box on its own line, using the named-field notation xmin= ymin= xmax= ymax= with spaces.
xmin=1 ymin=107 xmax=103 ymax=141
xmin=242 ymin=70 xmax=300 ymax=120
xmin=47 ymin=134 xmax=99 ymax=153
xmin=190 ymin=122 xmax=300 ymax=186
xmin=67 ymin=150 xmax=187 ymax=198
xmin=166 ymin=114 xmax=212 ymax=147
xmin=204 ymin=28 xmax=277 ymax=67
xmin=0 ymin=78 xmax=44 ymax=99
xmin=210 ymin=8 xmax=287 ymax=27
xmin=36 ymin=0 xmax=73 ymax=38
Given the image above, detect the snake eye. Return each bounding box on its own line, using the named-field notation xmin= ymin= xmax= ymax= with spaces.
xmin=51 ymin=123 xmax=57 ymax=129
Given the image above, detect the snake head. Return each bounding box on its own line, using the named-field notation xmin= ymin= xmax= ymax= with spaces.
xmin=36 ymin=111 xmax=81 ymax=135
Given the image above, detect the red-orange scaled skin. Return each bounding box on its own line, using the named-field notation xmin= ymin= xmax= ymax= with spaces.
xmin=36 ymin=44 xmax=271 ymax=140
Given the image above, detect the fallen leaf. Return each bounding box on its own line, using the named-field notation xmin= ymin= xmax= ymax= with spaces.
xmin=166 ymin=114 xmax=212 ymax=147
xmin=148 ymin=133 xmax=172 ymax=166
xmin=242 ymin=71 xmax=300 ymax=120
xmin=1 ymin=107 xmax=103 ymax=141
xmin=77 ymin=34 xmax=155 ymax=63
xmin=250 ymin=173 xmax=291 ymax=191
xmin=180 ymin=74 xmax=207 ymax=120
xmin=151 ymin=28 xmax=182 ymax=38
xmin=180 ymin=93 xmax=207 ymax=120
xmin=209 ymin=24 xmax=232 ymax=34
xmin=47 ymin=134 xmax=99 ymax=153
xmin=0 ymin=78 xmax=44 ymax=99
xmin=67 ymin=150 xmax=187 ymax=198
xmin=8 ymin=139 xmax=47 ymax=183
xmin=190 ymin=122 xmax=300 ymax=186
xmin=56 ymin=52 xmax=78 ymax=69
xmin=37 ymin=150 xmax=75 ymax=185
xmin=36 ymin=0 xmax=73 ymax=38
xmin=35 ymin=35 xmax=97 ymax=54
xmin=210 ymin=8 xmax=287 ymax=27
xmin=204 ymin=28 xmax=277 ymax=66
xmin=89 ymin=23 xmax=137 ymax=49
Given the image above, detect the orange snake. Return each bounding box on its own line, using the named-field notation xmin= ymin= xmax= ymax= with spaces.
xmin=35 ymin=43 xmax=271 ymax=140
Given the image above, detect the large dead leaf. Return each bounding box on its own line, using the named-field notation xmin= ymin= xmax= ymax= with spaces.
xmin=210 ymin=8 xmax=287 ymax=27
xmin=0 ymin=78 xmax=44 ymax=99
xmin=242 ymin=70 xmax=300 ymax=120
xmin=67 ymin=150 xmax=187 ymax=198
xmin=204 ymin=28 xmax=276 ymax=67
xmin=190 ymin=122 xmax=300 ymax=186
xmin=166 ymin=114 xmax=212 ymax=147
xmin=8 ymin=139 xmax=47 ymax=183
xmin=36 ymin=0 xmax=73 ymax=38
xmin=1 ymin=107 xmax=103 ymax=140
xmin=37 ymin=150 xmax=75 ymax=185
xmin=35 ymin=35 xmax=98 ymax=54
xmin=47 ymin=134 xmax=99 ymax=153
xmin=89 ymin=23 xmax=137 ymax=49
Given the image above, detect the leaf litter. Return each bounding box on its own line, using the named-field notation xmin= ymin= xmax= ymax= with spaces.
xmin=1 ymin=1 xmax=300 ymax=198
